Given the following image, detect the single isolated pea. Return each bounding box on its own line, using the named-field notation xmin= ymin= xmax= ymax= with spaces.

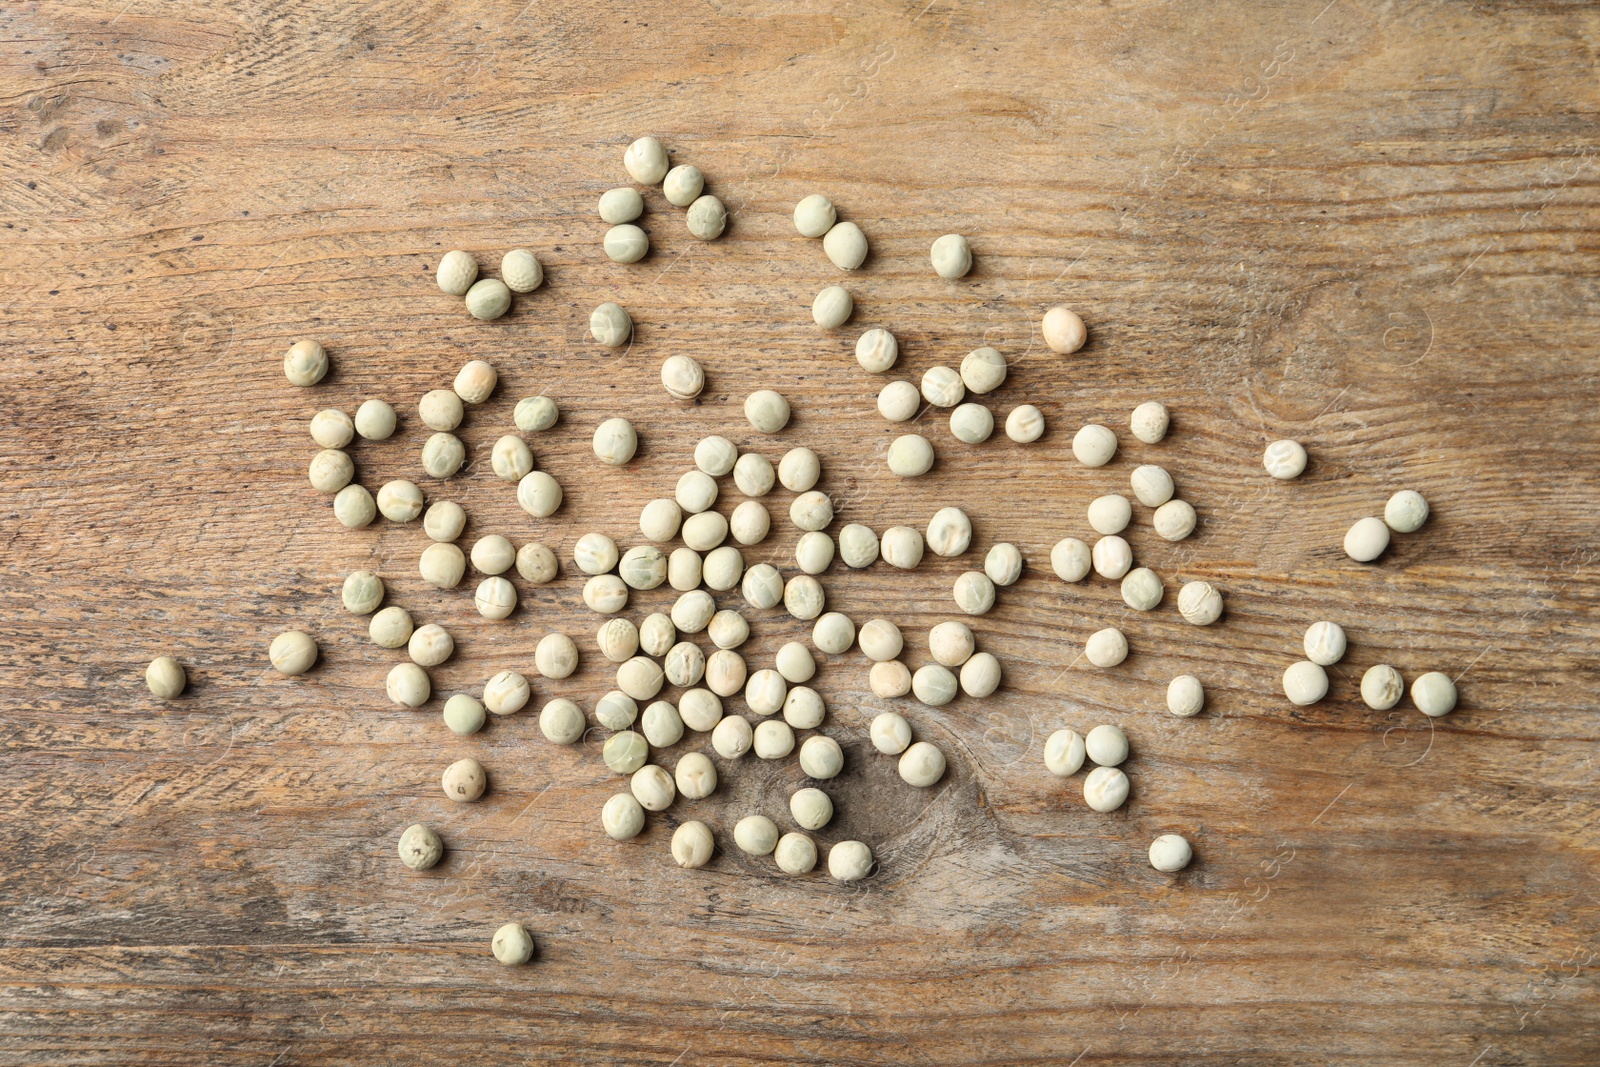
xmin=333 ymin=485 xmax=376 ymax=529
xmin=926 ymin=507 xmax=973 ymax=557
xmin=953 ymin=571 xmax=996 ymax=615
xmin=790 ymin=786 xmax=833 ymax=829
xmin=268 ymin=631 xmax=318 ymax=675
xmin=1083 ymin=766 xmax=1129 ymax=812
xmin=354 ymin=398 xmax=397 ymax=441
xmin=1072 ymin=423 xmax=1118 ymax=466
xmin=870 ymin=710 xmax=912 ymax=754
xmin=812 ymin=285 xmax=853 ymax=328
xmin=1412 ymin=671 xmax=1458 ymax=717
xmin=283 ymin=339 xmax=328 ymax=387
xmin=491 ymin=922 xmax=534 ymax=966
xmin=590 ymin=302 xmax=632 ymax=347
xmin=744 ymin=390 xmax=790 ymax=434
xmin=435 ymin=250 xmax=478 ymax=296
xmin=822 ymin=220 xmax=868 ymax=270
xmin=663 ymin=164 xmax=704 ymax=207
xmin=793 ymin=194 xmax=836 ymax=238
xmin=887 ymin=434 xmax=935 ymax=477
xmin=856 ymin=328 xmax=898 ymax=372
xmin=1041 ymin=307 xmax=1087 ymax=354
xmin=1085 ymin=627 xmax=1129 ymax=668
xmin=1005 ymin=404 xmax=1045 ymax=443
xmin=686 ymin=195 xmax=728 ymax=240
xmin=601 ymin=793 xmax=645 ymax=841
xmin=370 ymin=606 xmax=413 ymax=649
xmin=603 ymin=223 xmax=649 ymax=264
xmin=1167 ymin=675 xmax=1205 ymax=718
xmin=387 ymin=662 xmax=431 ymax=707
xmin=878 ymin=380 xmax=922 ymax=422
xmin=398 ymin=824 xmax=444 ymax=871
xmin=453 ymin=359 xmax=497 ymax=404
xmin=930 ymin=233 xmax=973 ymax=279
xmin=1177 ymin=580 xmax=1223 ymax=626
xmin=1153 ymin=499 xmax=1198 ymax=541
xmin=1130 ymin=401 xmax=1170 ymax=444
xmin=1149 ymin=834 xmax=1193 ymax=872
xmin=1304 ymin=621 xmax=1347 ymax=666
xmin=672 ymin=821 xmax=715 ymax=869
xmin=419 ymin=388 xmax=464 ymax=431
xmin=1283 ymin=660 xmax=1330 ymax=706
xmin=514 ymin=395 xmax=559 ymax=432
xmin=949 ymin=403 xmax=994 ymax=444
xmin=145 ymin=656 xmax=186 ymax=699
xmin=735 ymin=815 xmax=779 ymax=856
xmin=1361 ymin=664 xmax=1404 ymax=711
xmin=661 ymin=354 xmax=705 ymax=400
xmin=310 ymin=408 xmax=354 ymax=449
xmin=464 ymin=278 xmax=512 ymax=321
xmin=443 ymin=693 xmax=486 ymax=736
xmin=1044 ymin=729 xmax=1086 ymax=776
xmin=593 ymin=417 xmax=638 ymax=466
xmin=598 ymin=187 xmax=644 ymax=224
xmin=1385 ymin=489 xmax=1430 ymax=533
xmin=1263 ymin=439 xmax=1308 ymax=480
xmin=501 ymin=249 xmax=544 ymax=293
xmin=623 ymin=135 xmax=669 ymax=184
xmin=483 ymin=670 xmax=531 ymax=715
xmin=899 ymin=741 xmax=946 ymax=787
xmin=1344 ymin=516 xmax=1391 ymax=562
xmin=342 ymin=570 xmax=385 ymax=614
xmin=442 ymin=757 xmax=487 ymax=803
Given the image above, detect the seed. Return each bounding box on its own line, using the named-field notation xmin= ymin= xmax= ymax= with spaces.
xmin=872 ymin=382 xmax=920 ymax=425
xmin=953 ymin=571 xmax=996 ymax=615
xmin=436 ymin=250 xmax=478 ymax=296
xmin=453 ymin=359 xmax=497 ymax=404
xmin=774 ymin=832 xmax=818 ymax=874
xmin=822 ymin=221 xmax=868 ymax=270
xmin=602 ymin=793 xmax=645 ymax=840
xmin=421 ymin=432 xmax=466 ymax=478
xmin=663 ymin=164 xmax=704 ymax=206
xmin=1085 ymin=724 xmax=1129 ymax=766
xmin=812 ymin=285 xmax=853 ymax=328
xmin=483 ymin=671 xmax=531 ymax=715
xmin=398 ymin=824 xmax=444 ymax=871
xmin=269 ymin=631 xmax=318 ymax=675
xmin=418 ymin=390 xmax=463 ymax=432
xmin=537 ymin=698 xmax=584 ymax=745
xmin=675 ymin=751 xmax=718 ymax=799
xmin=870 ymin=660 xmax=912 ymax=698
xmin=1177 ymin=580 xmax=1222 ymax=625
xmin=854 ymin=328 xmax=898 ymax=373
xmin=422 ymin=501 xmax=465 ymax=542
xmin=589 ymin=302 xmax=632 ymax=347
xmin=899 ymin=741 xmax=946 ymax=787
xmin=1119 ymin=567 xmax=1164 ymax=612
xmin=1149 ymin=834 xmax=1193 ymax=872
xmin=474 ymin=576 xmax=517 ymax=620
xmin=702 ymin=546 xmax=744 ymax=591
xmin=491 ymin=923 xmax=534 ymax=966
xmin=1167 ymin=675 xmax=1205 ymax=717
xmin=775 ymin=642 xmax=817 ymax=684
xmin=595 ymin=691 xmax=637 ymax=731
xmin=708 ymin=610 xmax=749 ymax=650
xmin=921 ymin=366 xmax=965 ymax=408
xmin=470 ymin=535 xmax=515 ymax=576
xmin=283 ymin=339 xmax=328 ymax=386
xmin=783 ymin=686 xmax=825 ymax=730
xmin=670 ymin=590 xmax=715 ymax=634
xmin=603 ymin=223 xmax=649 ymax=263
xmin=784 ymin=574 xmax=826 ymax=620
xmin=387 ymin=662 xmax=430 ymax=707
xmin=310 ymin=409 xmax=354 ymax=449
xmin=443 ymin=694 xmax=486 ymax=736
xmin=984 ymin=543 xmax=1024 ymax=586
xmin=1282 ymin=660 xmax=1329 ymax=705
xmin=1344 ymin=516 xmax=1390 ymax=562
xmin=732 ymin=452 xmax=775 ymax=497
xmin=1152 ymin=500 xmax=1197 ymax=541
xmin=743 ymin=389 xmax=791 ymax=434
xmin=959 ymin=653 xmax=1001 ymax=697
xmin=772 ymin=450 xmax=821 ymax=496
xmin=680 ymin=689 xmax=724 ymax=731
xmin=408 ymin=624 xmax=454 ymax=668
xmin=1044 ymin=729 xmax=1086 ymax=776
xmin=370 ymin=607 xmax=413 ymax=649
xmin=534 ymin=633 xmax=579 ymax=680
xmin=949 ymin=404 xmax=994 ymax=444
xmin=1303 ymin=621 xmax=1347 ymax=666
xmin=1262 ymin=439 xmax=1307 ymax=480
xmin=729 ymin=501 xmax=770 ymax=546
xmin=686 ymin=195 xmax=728 ymax=240
xmin=1088 ymin=494 xmax=1133 ymax=535
xmin=663 ymin=643 xmax=704 ymax=689
xmin=1005 ymin=404 xmax=1045 ymax=443
xmin=516 ymin=542 xmax=559 ymax=583
xmin=791 ymin=786 xmax=834 ymax=829
xmin=789 ymin=491 xmax=833 ymax=533
xmin=812 ymin=612 xmax=856 ymax=655
xmin=517 ymin=471 xmax=564 ymax=518
xmin=592 ymin=417 xmax=638 ymax=466
xmin=1083 ymin=766 xmax=1129 ymax=812
xmin=1384 ymin=490 xmax=1429 ymax=533
xmin=419 ymin=542 xmax=466 ymax=589
xmin=928 ymin=621 xmax=975 ymax=667
xmin=465 ymin=278 xmax=511 ymax=320
xmin=711 ymin=713 xmax=753 ymax=758
xmin=441 ymin=755 xmax=483 ymax=806
xmin=603 ymin=730 xmax=649 ymax=774
xmin=598 ymin=187 xmax=644 ymax=223
xmin=333 ymin=485 xmax=377 ymax=529
xmin=354 ymin=399 xmax=397 ymax=440
xmin=1085 ymin=628 xmax=1129 ymax=668
xmin=930 ymin=233 xmax=973 ymax=279
xmin=870 ymin=711 xmax=913 ymax=755
xmin=618 ymin=656 xmax=665 ymax=701
xmin=484 ymin=436 xmax=532 ymax=483
xmin=660 ymin=354 xmax=705 ymax=400
xmin=912 ymin=663 xmax=958 ymax=706
xmin=1092 ymin=535 xmax=1132 ymax=580
xmin=887 ymin=434 xmax=935 ymax=477
xmin=1411 ymin=671 xmax=1457 ymax=717
xmin=1041 ymin=307 xmax=1087 ymax=354
xmin=735 ymin=815 xmax=780 ymax=856
xmin=794 ymin=531 xmax=834 ymax=574
xmin=753 ymin=719 xmax=795 ymax=759
xmin=741 ymin=563 xmax=783 ymax=609
xmin=1127 ymin=470 xmax=1173 ymax=513
xmin=631 ymin=765 xmax=676 ymax=811
xmin=501 ymin=249 xmax=543 ymax=292
xmin=793 ymin=194 xmax=836 ymax=238
xmin=1072 ymin=424 xmax=1118 ymax=467
xmin=145 ymin=656 xmax=186 ymax=699
xmin=682 ymin=511 xmax=729 ymax=552
xmin=514 ymin=396 xmax=559 ymax=433
xmin=623 ymin=135 xmax=669 ymax=183
xmin=308 ymin=449 xmax=354 ymax=494
xmin=745 ymin=668 xmax=787 ymax=716
xmin=955 ymin=349 xmax=1007 ymax=397
xmin=674 ymin=471 xmax=717 ymax=515
xmin=1050 ymin=538 xmax=1091 ymax=582
xmin=1360 ymin=665 xmax=1403 ymax=711
xmin=839 ymin=524 xmax=880 ymax=568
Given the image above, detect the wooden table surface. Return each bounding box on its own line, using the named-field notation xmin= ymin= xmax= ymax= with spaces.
xmin=3 ymin=0 xmax=1598 ymax=1063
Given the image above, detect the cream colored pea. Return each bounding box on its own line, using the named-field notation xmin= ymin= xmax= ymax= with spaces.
xmin=1088 ymin=495 xmax=1133 ymax=536
xmin=1153 ymin=499 xmax=1197 ymax=541
xmin=1042 ymin=307 xmax=1087 ymax=354
xmin=1167 ymin=675 xmax=1204 ymax=717
xmin=789 ymin=531 xmax=829 ymax=574
xmin=960 ymin=653 xmax=1001 ymax=698
xmin=912 ymin=664 xmax=958 ymax=706
xmin=603 ymin=223 xmax=649 ymax=264
xmin=1083 ymin=765 xmax=1129 ymax=812
xmin=671 ymin=590 xmax=716 ymax=634
xmin=595 ymin=691 xmax=638 ymax=731
xmin=921 ymin=366 xmax=965 ymax=408
xmin=574 ymin=533 xmax=619 ymax=576
xmin=484 ymin=670 xmax=531 ymax=715
xmin=686 ymin=438 xmax=735 ymax=480
xmin=1263 ymin=439 xmax=1307 ymax=480
xmin=711 ymin=713 xmax=753 ymax=758
xmin=1130 ymin=401 xmax=1169 ymax=444
xmin=985 ymin=543 xmax=1023 ymax=586
xmin=735 ymin=814 xmax=779 ymax=856
xmin=1149 ymin=834 xmax=1193 ymax=872
xmin=631 ymin=764 xmax=676 ymax=811
xmin=1177 ymin=581 xmax=1222 ymax=626
xmin=598 ymin=187 xmax=644 ymax=224
xmin=424 ymin=500 xmax=466 ymax=542
xmin=729 ymin=501 xmax=770 ymax=547
xmin=1121 ymin=567 xmax=1164 ymax=611
xmin=642 ymin=699 xmax=686 ymax=746
xmin=708 ymin=610 xmax=749 ymax=650
xmin=593 ymin=417 xmax=638 ymax=466
xmin=887 ymin=434 xmax=935 ymax=477
xmin=744 ymin=390 xmax=790 ymax=434
xmin=1345 ymin=517 xmax=1390 ymax=562
xmin=742 ymin=563 xmax=783 ymax=608
xmin=269 ymin=631 xmax=318 ymax=675
xmin=376 ymin=479 xmax=423 ymax=523
xmin=789 ymin=491 xmax=832 ymax=533
xmin=631 ymin=500 xmax=678 ymax=545
xmin=702 ymin=546 xmax=744 ymax=591
xmin=501 ymin=249 xmax=543 ymax=293
xmin=660 ymin=354 xmax=705 ymax=401
xmin=619 ymin=545 xmax=668 ymax=591
xmin=517 ymin=471 xmax=564 ymax=518
xmin=822 ymin=220 xmax=868 ymax=270
xmin=811 ymin=612 xmax=855 ymax=656
xmin=471 ymin=535 xmax=515 ymax=576
xmin=516 ymin=542 xmax=558 ymax=583
xmin=644 ymin=616 xmax=681 ymax=660
xmin=419 ymin=543 xmax=465 ymax=589
xmin=784 ymin=575 xmax=825 ymax=620
xmin=959 ymin=346 xmax=1007 ymax=394
xmin=421 ymin=432 xmax=466 ymax=479
xmin=1044 ymin=729 xmax=1086 ymax=776
xmin=491 ymin=923 xmax=534 ymax=965
xmin=514 ymin=396 xmax=558 ymax=433
xmin=685 ymin=195 xmax=727 ymax=240
xmin=453 ymin=359 xmax=497 ymax=404
xmin=783 ymin=686 xmax=825 ymax=730
xmin=812 ymin=285 xmax=853 ymax=328
xmin=930 ymin=233 xmax=972 ymax=279
xmin=1304 ymin=621 xmax=1347 ymax=666
xmin=1283 ymin=660 xmax=1329 ymax=705
xmin=1092 ymin=535 xmax=1133 ymax=580
xmin=1006 ymin=404 xmax=1045 ymax=443
xmin=1050 ymin=538 xmax=1091 ymax=582
xmin=310 ymin=409 xmax=354 ymax=449
xmin=870 ymin=660 xmax=912 ymax=698
xmin=283 ymin=339 xmax=328 ymax=387
xmin=623 ymin=135 xmax=668 ymax=183
xmin=949 ymin=403 xmax=994 ymax=444
xmin=675 ymin=470 xmax=718 ymax=515
xmin=387 ymin=662 xmax=431 ymax=707
xmin=1361 ymin=665 xmax=1404 ymax=710
xmin=774 ymin=642 xmax=815 ymax=684
xmin=661 ymin=164 xmax=704 ymax=207
xmin=1085 ymin=724 xmax=1129 ymax=766
xmin=491 ymin=435 xmax=533 ymax=482
xmin=602 ymin=793 xmax=645 ymax=840
xmin=598 ymin=619 xmax=640 ymax=664
xmin=370 ymin=606 xmax=413 ymax=649
xmin=775 ymin=831 xmax=818 ymax=874
xmin=753 ymin=719 xmax=795 ymax=760
xmin=673 ymin=752 xmax=717 ymax=801
xmin=618 ymin=656 xmax=665 ymax=701
xmin=859 ymin=619 xmax=904 ymax=663
xmin=791 ymin=786 xmax=834 ymax=829
xmin=398 ymin=823 xmax=444 ymax=870
xmin=443 ymin=693 xmax=486 ymax=736
xmin=408 ymin=624 xmax=454 ymax=668
xmin=590 ymin=302 xmax=632 ymax=347
xmin=436 ymin=250 xmax=478 ymax=296
xmin=953 ymin=571 xmax=996 ymax=616
xmin=928 ymin=621 xmax=975 ymax=667
xmin=418 ymin=389 xmax=463 ymax=432
xmin=899 ymin=741 xmax=946 ymax=787
xmin=773 ymin=451 xmax=820 ymax=496
xmin=603 ymin=731 xmax=649 ymax=775
xmin=308 ymin=449 xmax=354 ymax=494
xmin=333 ymin=484 xmax=376 ymax=529
xmin=444 ymin=758 xmax=487 ymax=803
xmin=540 ymin=698 xmax=586 ymax=744
xmin=475 ymin=577 xmax=517 ymax=620
xmin=682 ymin=511 xmax=728 ymax=552
xmin=1385 ymin=490 xmax=1429 ymax=533
xmin=744 ymin=669 xmax=787 ymax=716
xmin=878 ymin=380 xmax=921 ymax=422
xmin=354 ymin=399 xmax=396 ymax=441
xmin=665 ymin=643 xmax=705 ymax=690
xmin=733 ymin=452 xmax=775 ymax=497
xmin=145 ymin=656 xmax=186 ymax=699
xmin=1085 ymin=628 xmax=1128 ymax=668
xmin=535 ymin=633 xmax=580 ymax=680
xmin=465 ymin=278 xmax=511 ymax=320
xmin=839 ymin=524 xmax=879 ymax=568
xmin=1130 ymin=465 xmax=1175 ymax=507
xmin=855 ymin=328 xmax=898 ymax=372
xmin=870 ymin=710 xmax=912 ymax=755
xmin=680 ymin=688 xmax=724 ymax=732
xmin=793 ymin=194 xmax=836 ymax=237
xmin=1412 ymin=671 xmax=1457 ymax=717
xmin=1072 ymin=424 xmax=1117 ymax=466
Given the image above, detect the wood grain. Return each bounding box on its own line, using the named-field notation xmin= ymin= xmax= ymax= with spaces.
xmin=2 ymin=0 xmax=1598 ymax=1063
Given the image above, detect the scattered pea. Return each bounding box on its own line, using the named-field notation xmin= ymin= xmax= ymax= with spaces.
xmin=1005 ymin=405 xmax=1045 ymax=443
xmin=870 ymin=711 xmax=912 ymax=754
xmin=662 ymin=643 xmax=704 ymax=689
xmin=604 ymin=223 xmax=649 ymax=263
xmin=1304 ymin=621 xmax=1347 ymax=666
xmin=680 ymin=689 xmax=724 ymax=731
xmin=310 ymin=409 xmax=354 ymax=449
xmin=790 ymin=786 xmax=834 ymax=829
xmin=623 ymin=136 xmax=669 ymax=184
xmin=598 ymin=187 xmax=644 ymax=224
xmin=959 ymin=652 xmax=1001 ymax=697
xmin=491 ymin=435 xmax=533 ymax=482
xmin=1050 ymin=537 xmax=1091 ymax=582
xmin=539 ymin=699 xmax=586 ymax=744
xmin=1344 ymin=516 xmax=1390 ymax=562
xmin=483 ymin=670 xmax=531 ymax=715
xmin=421 ymin=432 xmax=466 ymax=478
xmin=491 ymin=922 xmax=534 ymax=965
xmin=354 ymin=399 xmax=397 ymax=440
xmin=517 ymin=542 xmax=559 ymax=583
xmin=333 ymin=484 xmax=376 ymax=529
xmin=887 ymin=434 xmax=935 ymax=477
xmin=985 ymin=542 xmax=1023 ymax=586
xmin=686 ymin=195 xmax=728 ymax=240
xmin=514 ymin=396 xmax=559 ymax=432
xmin=929 ymin=620 xmax=975 ymax=666
xmin=308 ymin=449 xmax=354 ymax=494
xmin=1085 ymin=627 xmax=1129 ymax=668
xmin=793 ymin=194 xmax=836 ymax=238
xmin=741 ymin=563 xmax=783 ymax=609
xmin=735 ymin=815 xmax=779 ymax=856
xmin=663 ymin=164 xmax=704 ymax=206
xmin=595 ymin=691 xmax=639 ymax=731
xmin=839 ymin=524 xmax=880 ymax=568
xmin=812 ymin=285 xmax=853 ymax=328
xmin=783 ymin=686 xmax=825 ymax=730
xmin=443 ymin=694 xmax=486 ymax=736
xmin=1167 ymin=675 xmax=1204 ymax=717
xmin=408 ymin=623 xmax=454 ymax=668
xmin=590 ymin=302 xmax=632 ymax=347
xmin=1149 ymin=834 xmax=1193 ymax=872
xmin=283 ymin=339 xmax=328 ymax=386
xmin=930 ymin=233 xmax=972 ymax=279
xmin=1152 ymin=499 xmax=1197 ymax=541
xmin=1130 ymin=401 xmax=1169 ymax=444
xmin=1092 ymin=535 xmax=1133 ymax=580
xmin=753 ymin=719 xmax=795 ymax=760
xmin=268 ymin=631 xmax=318 ymax=675
xmin=1130 ymin=465 xmax=1175 ymax=507
xmin=376 ymin=480 xmax=423 ymax=523
xmin=465 ymin=278 xmax=512 ymax=320
xmin=398 ymin=824 xmax=444 ymax=870
xmin=435 ymin=251 xmax=478 ymax=296
xmin=1085 ymin=724 xmax=1129 ymax=766
xmin=1072 ymin=423 xmax=1118 ymax=466
xmin=474 ymin=576 xmax=517 ymax=620
xmin=419 ymin=542 xmax=466 ymax=589
xmin=708 ymin=609 xmax=750 ymax=650
xmin=501 ymin=249 xmax=544 ymax=293
xmin=1262 ymin=439 xmax=1307 ymax=480
xmin=1176 ymin=580 xmax=1223 ymax=625
xmin=1361 ymin=664 xmax=1403 ymax=710
xmin=822 ymin=221 xmax=868 ymax=270
xmin=774 ymin=832 xmax=818 ymax=874
xmin=812 ymin=612 xmax=856 ymax=655
xmin=470 ymin=535 xmax=515 ymax=576
xmin=869 ymin=660 xmax=912 ymax=698
xmin=1041 ymin=307 xmax=1087 ymax=354
xmin=1412 ymin=671 xmax=1457 ymax=717
xmin=1083 ymin=766 xmax=1129 ymax=812
xmin=535 ymin=633 xmax=580 ymax=679
xmin=145 ymin=656 xmax=186 ymax=699
xmin=856 ymin=328 xmax=898 ymax=372
xmin=899 ymin=741 xmax=946 ymax=787
xmin=711 ymin=713 xmax=753 ymax=758
xmin=1121 ymin=567 xmax=1164 ymax=611
xmin=454 ymin=359 xmax=497 ymax=404
xmin=1385 ymin=490 xmax=1429 ymax=533
xmin=593 ymin=417 xmax=638 ymax=466
xmin=387 ymin=662 xmax=431 ymax=707
xmin=419 ymin=389 xmax=463 ymax=431
xmin=921 ymin=366 xmax=965 ymax=408
xmin=733 ymin=452 xmax=775 ymax=497
xmin=1282 ymin=660 xmax=1329 ymax=705
xmin=949 ymin=403 xmax=994 ymax=443
xmin=603 ymin=731 xmax=649 ymax=774
xmin=675 ymin=752 xmax=718 ymax=799
xmin=517 ymin=471 xmax=564 ymax=518
xmin=878 ymin=380 xmax=922 ymax=422
xmin=912 ymin=663 xmax=958 ymax=706
xmin=879 ymin=526 xmax=923 ymax=570
xmin=370 ymin=606 xmax=414 ymax=649
xmin=661 ymin=354 xmax=705 ymax=400
xmin=1044 ymin=729 xmax=1085 ymax=776
xmin=1088 ymin=494 xmax=1133 ymax=536
xmin=784 ymin=574 xmax=826 ymax=620
xmin=602 ymin=793 xmax=645 ymax=840
xmin=952 ymin=571 xmax=996 ymax=615
xmin=744 ymin=390 xmax=790 ymax=434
